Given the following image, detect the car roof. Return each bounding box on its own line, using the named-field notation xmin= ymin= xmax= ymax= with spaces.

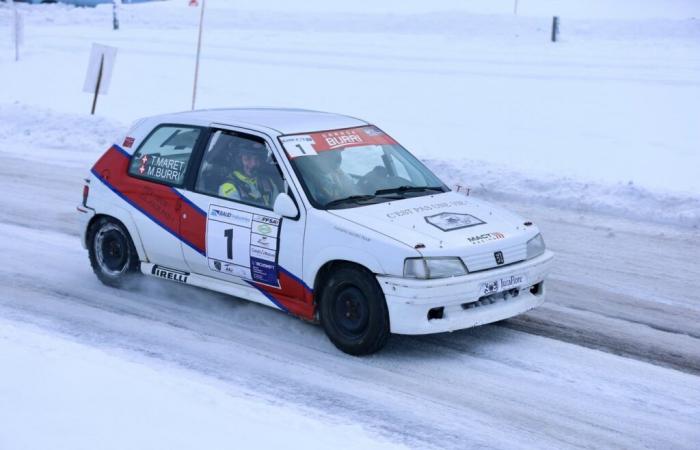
xmin=152 ymin=108 xmax=369 ymax=135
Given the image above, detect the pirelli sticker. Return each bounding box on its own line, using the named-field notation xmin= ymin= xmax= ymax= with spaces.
xmin=280 ymin=126 xmax=397 ymax=158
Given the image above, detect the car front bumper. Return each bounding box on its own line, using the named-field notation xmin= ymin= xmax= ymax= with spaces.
xmin=377 ymin=250 xmax=554 ymax=335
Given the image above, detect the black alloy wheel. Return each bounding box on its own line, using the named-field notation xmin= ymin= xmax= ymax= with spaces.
xmin=88 ymin=218 xmax=140 ymax=287
xmin=320 ymin=264 xmax=390 ymax=356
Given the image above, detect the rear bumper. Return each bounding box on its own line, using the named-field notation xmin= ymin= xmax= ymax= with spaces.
xmin=76 ymin=205 xmax=95 ymax=249
xmin=377 ymin=250 xmax=554 ymax=335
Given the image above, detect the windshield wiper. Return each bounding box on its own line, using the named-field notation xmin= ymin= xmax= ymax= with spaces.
xmin=374 ymin=185 xmax=444 ymax=196
xmin=324 ymin=194 xmax=377 ymax=209
xmin=324 ymin=186 xmax=444 ymax=209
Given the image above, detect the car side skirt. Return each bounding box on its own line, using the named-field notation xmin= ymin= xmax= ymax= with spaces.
xmin=140 ymin=262 xmax=316 ymax=321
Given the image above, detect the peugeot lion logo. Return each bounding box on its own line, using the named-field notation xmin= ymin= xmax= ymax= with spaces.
xmin=494 ymin=251 xmax=505 ymax=265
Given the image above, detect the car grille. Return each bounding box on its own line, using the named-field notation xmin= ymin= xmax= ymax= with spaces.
xmin=461 ymin=242 xmax=527 ymax=272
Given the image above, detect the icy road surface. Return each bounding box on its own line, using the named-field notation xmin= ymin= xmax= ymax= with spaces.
xmin=0 ymin=111 xmax=698 ymax=449
xmin=1 ymin=220 xmax=699 ymax=449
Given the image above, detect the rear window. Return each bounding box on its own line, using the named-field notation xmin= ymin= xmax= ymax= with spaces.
xmin=128 ymin=125 xmax=201 ymax=186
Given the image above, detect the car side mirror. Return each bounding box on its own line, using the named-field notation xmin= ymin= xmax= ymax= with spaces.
xmin=273 ymin=192 xmax=299 ymax=219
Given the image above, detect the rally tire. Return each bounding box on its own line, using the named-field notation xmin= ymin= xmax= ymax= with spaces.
xmin=319 ymin=265 xmax=390 ymax=356
xmin=88 ymin=217 xmax=140 ymax=288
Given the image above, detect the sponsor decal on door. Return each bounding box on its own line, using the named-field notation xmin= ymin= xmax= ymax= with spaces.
xmin=206 ymin=204 xmax=281 ymax=287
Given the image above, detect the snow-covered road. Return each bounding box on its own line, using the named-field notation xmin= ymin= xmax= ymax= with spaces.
xmin=1 ymin=218 xmax=699 ymax=449
xmin=502 ymin=202 xmax=700 ymax=375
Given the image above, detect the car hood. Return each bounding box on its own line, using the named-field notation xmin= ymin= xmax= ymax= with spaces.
xmin=328 ymin=191 xmax=537 ymax=258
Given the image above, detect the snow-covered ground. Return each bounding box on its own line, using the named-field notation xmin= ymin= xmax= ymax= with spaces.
xmin=0 ymin=318 xmax=402 ymax=450
xmin=1 ymin=1 xmax=699 ymax=448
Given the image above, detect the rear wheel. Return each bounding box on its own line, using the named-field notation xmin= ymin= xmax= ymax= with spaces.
xmin=88 ymin=218 xmax=140 ymax=288
xmin=319 ymin=265 xmax=390 ymax=355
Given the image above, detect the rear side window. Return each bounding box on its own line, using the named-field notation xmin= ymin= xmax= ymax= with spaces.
xmin=128 ymin=125 xmax=201 ymax=186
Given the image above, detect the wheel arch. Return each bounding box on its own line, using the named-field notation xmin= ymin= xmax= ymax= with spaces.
xmin=311 ymin=258 xmax=384 ymax=316
xmin=314 ymin=259 xmax=363 ymax=294
xmin=86 ymin=210 xmax=147 ymax=262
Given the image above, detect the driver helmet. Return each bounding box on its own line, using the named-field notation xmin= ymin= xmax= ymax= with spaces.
xmin=238 ymin=140 xmax=267 ymax=159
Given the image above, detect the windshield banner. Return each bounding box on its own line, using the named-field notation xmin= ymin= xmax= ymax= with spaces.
xmin=280 ymin=126 xmax=397 ymax=158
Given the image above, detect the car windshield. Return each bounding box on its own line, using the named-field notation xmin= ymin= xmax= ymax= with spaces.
xmin=280 ymin=126 xmax=448 ymax=209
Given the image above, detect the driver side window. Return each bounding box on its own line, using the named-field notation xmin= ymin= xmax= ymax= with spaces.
xmin=195 ymin=130 xmax=284 ymax=210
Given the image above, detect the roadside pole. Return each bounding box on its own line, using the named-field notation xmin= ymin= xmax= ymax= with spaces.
xmin=91 ymin=55 xmax=104 ymax=114
xmin=14 ymin=6 xmax=19 ymax=61
xmin=112 ymin=0 xmax=121 ymax=31
xmin=551 ymin=16 xmax=559 ymax=42
xmin=12 ymin=0 xmax=24 ymax=62
xmin=513 ymin=0 xmax=519 ymax=15
xmin=191 ymin=0 xmax=206 ymax=110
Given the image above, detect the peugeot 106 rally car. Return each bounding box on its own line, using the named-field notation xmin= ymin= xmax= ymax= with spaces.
xmin=78 ymin=108 xmax=554 ymax=355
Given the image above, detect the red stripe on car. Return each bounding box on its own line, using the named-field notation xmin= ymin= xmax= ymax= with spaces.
xmin=251 ymin=270 xmax=315 ymax=320
xmin=92 ymin=145 xmax=206 ymax=254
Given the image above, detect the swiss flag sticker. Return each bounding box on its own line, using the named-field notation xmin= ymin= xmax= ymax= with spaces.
xmin=123 ymin=136 xmax=135 ymax=148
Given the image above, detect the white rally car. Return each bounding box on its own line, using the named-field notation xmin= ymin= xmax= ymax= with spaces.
xmin=78 ymin=108 xmax=554 ymax=355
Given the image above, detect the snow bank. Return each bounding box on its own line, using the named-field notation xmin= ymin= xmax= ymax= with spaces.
xmin=0 ymin=318 xmax=403 ymax=450
xmin=426 ymin=158 xmax=700 ymax=229
xmin=0 ymin=103 xmax=123 ymax=167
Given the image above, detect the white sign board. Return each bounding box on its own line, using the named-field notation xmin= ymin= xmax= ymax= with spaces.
xmin=83 ymin=43 xmax=118 ymax=95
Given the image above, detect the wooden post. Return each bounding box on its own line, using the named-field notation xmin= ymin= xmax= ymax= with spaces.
xmin=91 ymin=55 xmax=104 ymax=115
xmin=191 ymin=0 xmax=206 ymax=110
xmin=551 ymin=16 xmax=559 ymax=42
xmin=14 ymin=7 xmax=20 ymax=61
xmin=9 ymin=0 xmax=16 ymax=61
xmin=112 ymin=0 xmax=120 ymax=31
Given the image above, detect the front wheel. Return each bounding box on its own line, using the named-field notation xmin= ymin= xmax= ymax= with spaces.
xmin=319 ymin=265 xmax=390 ymax=355
xmin=88 ymin=218 xmax=140 ymax=288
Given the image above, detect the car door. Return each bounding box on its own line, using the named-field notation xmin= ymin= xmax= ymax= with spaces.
xmin=124 ymin=123 xmax=204 ymax=270
xmin=178 ymin=126 xmax=313 ymax=318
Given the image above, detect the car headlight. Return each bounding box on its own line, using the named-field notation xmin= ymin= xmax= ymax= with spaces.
xmin=404 ymin=257 xmax=468 ymax=279
xmin=526 ymin=233 xmax=546 ymax=260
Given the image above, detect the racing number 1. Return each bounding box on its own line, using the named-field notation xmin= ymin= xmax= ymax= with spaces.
xmin=224 ymin=228 xmax=233 ymax=260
